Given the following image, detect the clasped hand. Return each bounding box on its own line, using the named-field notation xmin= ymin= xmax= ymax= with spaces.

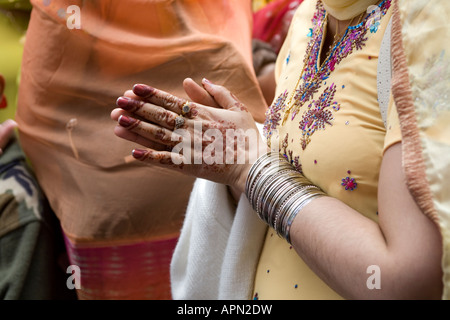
xmin=111 ymin=78 xmax=268 ymax=194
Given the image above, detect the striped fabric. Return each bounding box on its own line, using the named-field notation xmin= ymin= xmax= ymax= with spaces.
xmin=64 ymin=235 xmax=178 ymax=300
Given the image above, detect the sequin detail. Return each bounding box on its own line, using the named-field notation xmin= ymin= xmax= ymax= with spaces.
xmin=299 ymin=84 xmax=340 ymax=150
xmin=282 ymin=134 xmax=303 ymax=173
xmin=341 ymin=177 xmax=358 ymax=191
xmin=366 ymin=5 xmax=383 ymax=34
xmin=263 ymin=0 xmax=392 ymax=150
xmin=264 ymin=90 xmax=288 ymax=140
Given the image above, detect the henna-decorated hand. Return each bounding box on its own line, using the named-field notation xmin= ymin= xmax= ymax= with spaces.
xmin=111 ymin=78 xmax=268 ymax=193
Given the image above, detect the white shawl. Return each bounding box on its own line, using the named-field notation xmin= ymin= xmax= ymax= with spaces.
xmin=170 ymin=180 xmax=267 ymax=300
xmin=170 ymin=124 xmax=268 ymax=300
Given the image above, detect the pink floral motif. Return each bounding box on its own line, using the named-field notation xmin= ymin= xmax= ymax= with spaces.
xmin=282 ymin=134 xmax=303 ymax=173
xmin=329 ymin=55 xmax=338 ymax=71
xmin=282 ymin=133 xmax=289 ymax=154
xmin=290 ymin=0 xmax=391 ymax=150
xmin=292 ymin=155 xmax=303 ymax=173
xmin=287 ymin=150 xmax=303 ymax=173
xmin=263 ymin=0 xmax=392 ymax=151
xmin=264 ymin=90 xmax=288 ymax=139
xmin=299 ymin=84 xmax=340 ymax=150
xmin=342 ymin=177 xmax=358 ymax=191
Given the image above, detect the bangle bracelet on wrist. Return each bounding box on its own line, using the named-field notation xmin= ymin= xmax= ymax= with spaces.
xmin=245 ymin=152 xmax=326 ymax=244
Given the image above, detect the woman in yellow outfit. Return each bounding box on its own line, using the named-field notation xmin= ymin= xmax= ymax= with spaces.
xmin=113 ymin=0 xmax=449 ymax=299
xmin=253 ymin=0 xmax=399 ymax=299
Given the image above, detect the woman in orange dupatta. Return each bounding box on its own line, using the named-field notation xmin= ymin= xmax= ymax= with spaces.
xmin=16 ymin=0 xmax=267 ymax=300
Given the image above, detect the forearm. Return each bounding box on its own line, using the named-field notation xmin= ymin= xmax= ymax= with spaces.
xmin=290 ymin=195 xmax=442 ymax=299
xmin=244 ymin=146 xmax=443 ymax=299
xmin=290 ymin=196 xmax=390 ymax=299
xmin=111 ymin=80 xmax=442 ymax=299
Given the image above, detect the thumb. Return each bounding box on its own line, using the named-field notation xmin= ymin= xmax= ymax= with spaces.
xmin=201 ymin=78 xmax=248 ymax=112
xmin=183 ymin=78 xmax=219 ymax=108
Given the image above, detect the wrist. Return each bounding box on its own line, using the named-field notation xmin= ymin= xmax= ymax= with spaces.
xmin=244 ymin=152 xmax=326 ymax=244
xmin=234 ymin=163 xmax=253 ymax=195
xmin=233 ymin=142 xmax=269 ymax=194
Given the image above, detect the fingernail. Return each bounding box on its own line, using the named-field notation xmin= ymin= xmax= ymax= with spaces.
xmin=132 ymin=149 xmax=148 ymax=160
xmin=202 ymin=78 xmax=212 ymax=85
xmin=118 ymin=115 xmax=139 ymax=129
xmin=116 ymin=96 xmax=131 ymax=109
xmin=133 ymin=84 xmax=154 ymax=97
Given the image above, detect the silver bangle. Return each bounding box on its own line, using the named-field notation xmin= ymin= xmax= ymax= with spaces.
xmin=246 ymin=153 xmax=290 ymax=205
xmin=265 ymin=173 xmax=306 ymax=227
xmin=254 ymin=167 xmax=292 ymax=221
xmin=272 ymin=184 xmax=315 ymax=231
xmin=279 ymin=191 xmax=323 ymax=243
xmin=245 ymin=152 xmax=326 ymax=244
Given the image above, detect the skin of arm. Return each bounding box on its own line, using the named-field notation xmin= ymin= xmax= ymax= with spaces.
xmin=250 ymin=10 xmax=444 ymax=299
xmin=202 ymin=59 xmax=443 ymax=298
xmin=289 ymin=143 xmax=443 ymax=299
xmin=112 ymin=81 xmax=443 ymax=300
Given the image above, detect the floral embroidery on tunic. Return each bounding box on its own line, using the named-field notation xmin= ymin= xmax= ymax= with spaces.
xmin=281 ymin=134 xmax=303 ymax=173
xmin=342 ymin=176 xmax=358 ymax=191
xmin=264 ymin=90 xmax=288 ymax=141
xmin=299 ymin=83 xmax=340 ymax=150
xmin=263 ymin=0 xmax=392 ymax=151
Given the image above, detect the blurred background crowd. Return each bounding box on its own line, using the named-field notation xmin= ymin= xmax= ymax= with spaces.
xmin=0 ymin=0 xmax=302 ymax=300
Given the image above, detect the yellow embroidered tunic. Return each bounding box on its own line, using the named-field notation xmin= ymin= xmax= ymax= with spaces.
xmin=253 ymin=0 xmax=401 ymax=299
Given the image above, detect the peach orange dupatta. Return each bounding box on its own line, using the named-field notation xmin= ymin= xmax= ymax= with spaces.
xmin=16 ymin=0 xmax=266 ymax=299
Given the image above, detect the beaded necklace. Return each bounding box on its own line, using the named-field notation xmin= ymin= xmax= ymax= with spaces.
xmin=264 ymin=0 xmax=392 ymax=150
